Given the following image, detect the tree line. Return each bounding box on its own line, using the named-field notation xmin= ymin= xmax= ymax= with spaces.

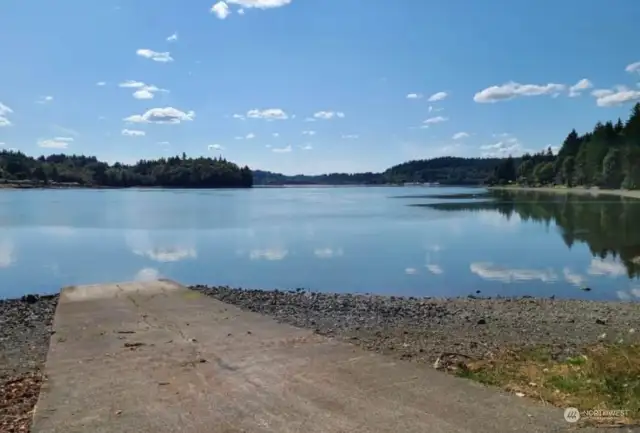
xmin=490 ymin=103 xmax=640 ymax=189
xmin=0 ymin=151 xmax=253 ymax=188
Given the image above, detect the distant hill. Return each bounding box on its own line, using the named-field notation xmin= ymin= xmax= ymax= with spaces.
xmin=253 ymin=157 xmax=506 ymax=186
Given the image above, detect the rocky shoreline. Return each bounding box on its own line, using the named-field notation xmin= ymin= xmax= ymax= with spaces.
xmin=2 ymin=288 xmax=639 ymax=431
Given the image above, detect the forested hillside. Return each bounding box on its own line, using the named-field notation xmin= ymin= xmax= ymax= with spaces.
xmin=0 ymin=152 xmax=253 ymax=188
xmin=490 ymin=103 xmax=640 ymax=189
xmin=383 ymin=157 xmax=504 ymax=185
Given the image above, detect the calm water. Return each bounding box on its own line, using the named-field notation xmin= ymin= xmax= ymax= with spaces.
xmin=0 ymin=186 xmax=639 ymax=301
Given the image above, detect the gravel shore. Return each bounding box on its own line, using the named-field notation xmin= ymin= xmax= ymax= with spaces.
xmin=191 ymin=286 xmax=640 ymax=363
xmin=2 ymin=287 xmax=640 ymax=431
xmin=1 ymin=295 xmax=58 ymax=433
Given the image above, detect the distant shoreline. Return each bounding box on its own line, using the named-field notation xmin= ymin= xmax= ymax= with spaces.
xmin=489 ymin=185 xmax=640 ymax=200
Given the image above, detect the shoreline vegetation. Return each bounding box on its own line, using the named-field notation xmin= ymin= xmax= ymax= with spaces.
xmin=490 ymin=185 xmax=640 ymax=200
xmin=2 ymin=289 xmax=639 ymax=430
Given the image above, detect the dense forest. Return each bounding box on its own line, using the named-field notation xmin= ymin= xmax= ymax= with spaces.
xmin=0 ymin=152 xmax=253 ymax=188
xmin=254 ymin=157 xmax=503 ymax=186
xmin=490 ymin=103 xmax=640 ymax=189
xmin=424 ymin=190 xmax=640 ymax=279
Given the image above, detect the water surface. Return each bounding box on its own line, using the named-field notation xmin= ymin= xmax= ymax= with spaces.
xmin=0 ymin=187 xmax=638 ymax=301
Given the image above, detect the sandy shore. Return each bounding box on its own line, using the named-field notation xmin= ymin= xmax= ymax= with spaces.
xmin=489 ymin=185 xmax=640 ymax=199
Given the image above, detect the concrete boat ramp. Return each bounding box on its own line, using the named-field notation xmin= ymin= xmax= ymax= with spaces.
xmin=31 ymin=280 xmax=589 ymax=432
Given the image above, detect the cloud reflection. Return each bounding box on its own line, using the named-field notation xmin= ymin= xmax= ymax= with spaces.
xmin=426 ymin=264 xmax=443 ymax=275
xmin=135 ymin=267 xmax=161 ymax=281
xmin=0 ymin=239 xmax=15 ymax=268
xmin=126 ymin=231 xmax=197 ymax=263
xmin=563 ymin=267 xmax=588 ymax=287
xmin=587 ymin=258 xmax=627 ymax=277
xmin=470 ymin=262 xmax=558 ymax=283
xmin=314 ymin=247 xmax=344 ymax=259
xmin=249 ymin=248 xmax=288 ymax=261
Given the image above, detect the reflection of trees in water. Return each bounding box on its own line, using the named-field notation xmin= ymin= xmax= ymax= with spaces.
xmin=422 ymin=191 xmax=640 ymax=278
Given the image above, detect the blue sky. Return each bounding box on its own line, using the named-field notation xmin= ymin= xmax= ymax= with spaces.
xmin=1 ymin=0 xmax=640 ymax=175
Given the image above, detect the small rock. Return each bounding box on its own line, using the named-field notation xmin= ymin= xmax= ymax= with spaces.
xmin=189 ymin=338 xmax=197 ymax=343
xmin=477 ymin=318 xmax=487 ymax=325
xmin=22 ymin=294 xmax=38 ymax=304
xmin=595 ymin=319 xmax=606 ymax=325
xmin=115 ymin=410 xmax=122 ymax=415
xmin=515 ymin=392 xmax=525 ymax=397
xmin=581 ymin=287 xmax=592 ymax=292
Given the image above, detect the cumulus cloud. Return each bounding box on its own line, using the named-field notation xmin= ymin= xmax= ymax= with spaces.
xmin=423 ymin=116 xmax=448 ymax=124
xmin=211 ymin=1 xmax=231 ymax=19
xmin=136 ymin=49 xmax=174 ymax=62
xmin=591 ymin=86 xmax=640 ymax=107
xmin=124 ymin=107 xmax=195 ymax=124
xmin=314 ymin=111 xmax=345 ymax=120
xmin=474 ymin=81 xmax=565 ymax=103
xmin=0 ymin=102 xmax=13 ymax=127
xmin=122 ymin=129 xmax=145 ymax=137
xmin=228 ymin=0 xmax=292 ymax=8
xmin=406 ymin=93 xmax=423 ymax=99
xmin=166 ymin=32 xmax=178 ymax=42
xmin=480 ymin=134 xmax=523 ymax=157
xmin=36 ymin=95 xmax=53 ymax=104
xmin=452 ymin=132 xmax=469 ymax=140
xmin=587 ymin=258 xmax=627 ymax=277
xmin=119 ymin=80 xmax=168 ymax=99
xmin=625 ymin=61 xmax=640 ymax=74
xmin=302 ymin=130 xmax=316 ymax=136
xmin=427 ymin=91 xmax=447 ymax=102
xmin=568 ymin=78 xmax=593 ymax=97
xmin=272 ymin=144 xmax=292 ymax=153
xmin=208 ymin=144 xmax=224 ymax=150
xmin=246 ymin=108 xmax=288 ymax=120
xmin=341 ymin=134 xmax=359 ymax=139
xmin=38 ymin=137 xmax=74 ymax=149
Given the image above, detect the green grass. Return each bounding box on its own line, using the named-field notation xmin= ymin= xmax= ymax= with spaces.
xmin=453 ymin=343 xmax=640 ymax=425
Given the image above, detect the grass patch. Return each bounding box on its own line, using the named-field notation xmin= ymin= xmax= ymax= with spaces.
xmin=453 ymin=343 xmax=640 ymax=426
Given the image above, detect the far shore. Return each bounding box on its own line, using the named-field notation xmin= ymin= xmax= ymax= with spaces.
xmin=489 ymin=185 xmax=640 ymax=200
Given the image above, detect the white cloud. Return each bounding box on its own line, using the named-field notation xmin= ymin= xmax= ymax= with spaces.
xmin=406 ymin=93 xmax=423 ymax=99
xmin=249 ymin=248 xmax=288 ymax=260
xmin=563 ymin=268 xmax=587 ymax=287
xmin=38 ymin=137 xmax=74 ymax=149
xmin=166 ymin=32 xmax=178 ymax=42
xmin=405 ymin=267 xmax=418 ymax=275
xmin=122 ymin=129 xmax=146 ymax=137
xmin=423 ymin=116 xmax=448 ymax=124
xmin=272 ymin=132 xmax=280 ymax=137
xmin=245 ymin=133 xmax=255 ymax=139
xmin=237 ymin=8 xmax=245 ymax=14
xmin=302 ymin=130 xmax=316 ymax=136
xmin=36 ymin=95 xmax=54 ymax=104
xmin=211 ymin=1 xmax=231 ymax=19
xmin=427 ymin=91 xmax=447 ymax=102
xmin=0 ymin=102 xmax=13 ymax=127
xmin=304 ymin=117 xmax=316 ymax=122
xmin=300 ymin=144 xmax=313 ymax=150
xmin=272 ymin=144 xmax=292 ymax=153
xmin=428 ymin=105 xmax=443 ymax=113
xmin=452 ymin=132 xmax=469 ymax=140
xmin=479 ymin=135 xmax=523 ymax=157
xmin=119 ymin=81 xmax=168 ymax=99
xmin=136 ymin=49 xmax=174 ymax=62
xmin=208 ymin=144 xmax=224 ymax=150
xmin=470 ymin=262 xmax=558 ymax=283
xmin=314 ymin=111 xmax=345 ymax=120
xmin=246 ymin=108 xmax=288 ymax=120
xmin=136 ymin=248 xmax=196 ymax=263
xmin=227 ymin=0 xmax=291 ymax=9
xmin=625 ymin=61 xmax=640 ymax=74
xmin=232 ymin=113 xmax=245 ymax=120
xmin=234 ymin=136 xmax=244 ymax=140
xmin=568 ymin=78 xmax=593 ymax=97
xmin=96 ymin=81 xmax=107 ymax=86
xmin=124 ymin=107 xmax=195 ymax=124
xmin=591 ymin=86 xmax=640 ymax=107
xmin=474 ymin=81 xmax=565 ymax=103
xmin=341 ymin=134 xmax=359 ymax=139
xmin=119 ymin=80 xmax=145 ymax=88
